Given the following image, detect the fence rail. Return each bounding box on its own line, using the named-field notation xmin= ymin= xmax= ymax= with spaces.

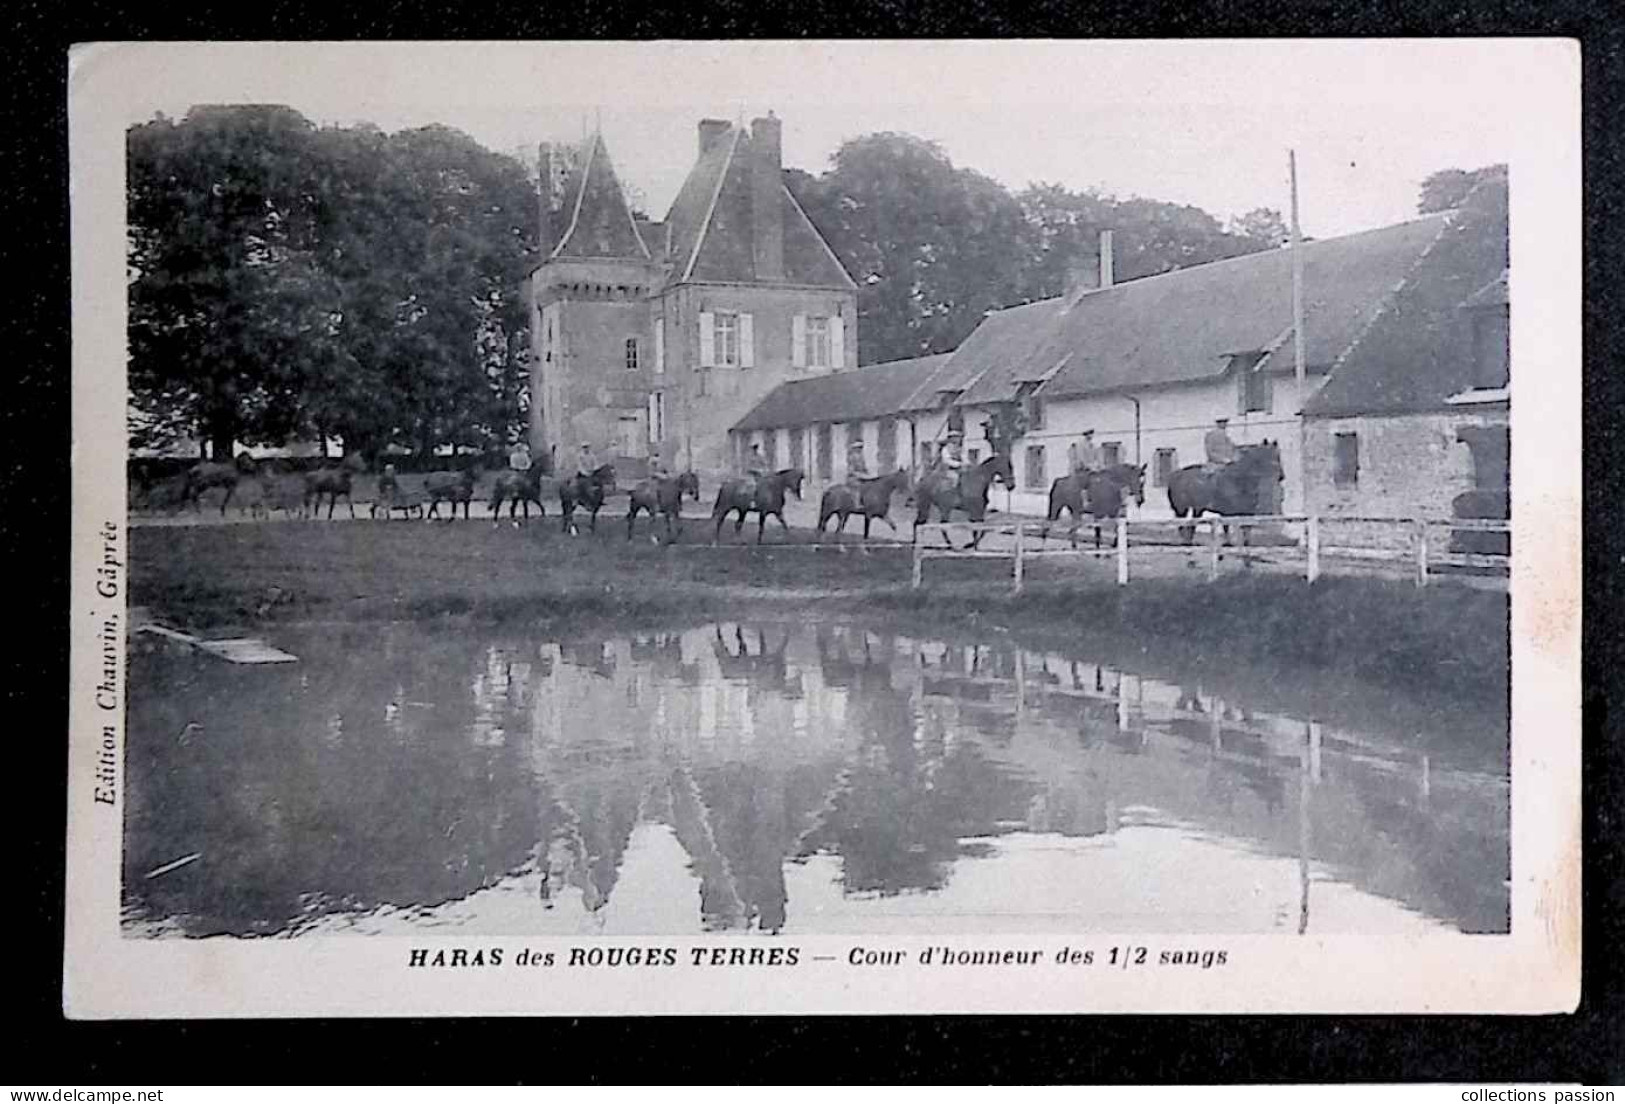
xmin=911 ymin=514 xmax=1510 ymax=593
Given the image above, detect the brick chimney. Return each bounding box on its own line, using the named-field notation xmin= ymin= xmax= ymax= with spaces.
xmin=1065 ymin=230 xmax=1115 ymax=305
xmin=698 ymin=119 xmax=731 ymax=156
xmin=750 ymin=113 xmax=784 ymax=281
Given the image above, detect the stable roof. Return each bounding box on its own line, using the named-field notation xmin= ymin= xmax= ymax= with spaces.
xmin=732 ymin=355 xmax=952 ymax=432
xmin=952 ymin=212 xmax=1453 ymax=406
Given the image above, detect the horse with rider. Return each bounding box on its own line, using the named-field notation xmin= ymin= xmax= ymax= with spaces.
xmin=626 ymin=447 xmax=701 ymax=543
xmin=1166 ymin=418 xmax=1284 ymax=546
xmin=1043 ymin=428 xmax=1147 ymax=548
xmin=911 ymin=429 xmax=1013 ymax=548
xmin=713 ymin=443 xmax=804 ymax=543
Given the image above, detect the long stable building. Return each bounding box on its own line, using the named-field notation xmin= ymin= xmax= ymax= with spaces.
xmin=730 ymin=179 xmax=1509 ymax=522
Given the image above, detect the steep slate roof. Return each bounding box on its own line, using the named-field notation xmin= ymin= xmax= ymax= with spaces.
xmin=942 ymin=298 xmax=1070 ymax=407
xmin=733 ymin=354 xmax=952 ymax=431
xmin=1303 ymin=179 xmax=1509 ymax=417
xmin=661 ymin=122 xmax=854 ymax=289
xmin=950 ymin=212 xmax=1453 ymax=406
xmin=549 ymin=133 xmax=650 ymax=261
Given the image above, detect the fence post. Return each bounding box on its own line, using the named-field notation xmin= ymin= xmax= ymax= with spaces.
xmin=1207 ymin=519 xmax=1222 ymax=582
xmin=1306 ymin=515 xmax=1321 ymax=584
xmin=1116 ymin=515 xmax=1129 ymax=586
xmin=911 ymin=532 xmax=923 ymax=590
xmin=1012 ymin=523 xmax=1026 ymax=595
xmin=1413 ymin=517 xmax=1429 ymax=588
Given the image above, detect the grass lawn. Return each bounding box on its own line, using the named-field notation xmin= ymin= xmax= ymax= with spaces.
xmin=131 ymin=517 xmax=1509 ymax=708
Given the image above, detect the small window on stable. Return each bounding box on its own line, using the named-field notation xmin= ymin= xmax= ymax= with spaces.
xmin=1240 ymin=366 xmax=1273 ymax=414
xmin=625 ymin=338 xmax=639 ymax=371
xmin=1333 ymin=432 xmax=1359 ymax=486
xmin=1154 ymin=448 xmax=1177 ymax=487
xmin=1472 ymin=308 xmax=1510 ymax=390
xmin=1101 ymin=442 xmax=1122 ymax=468
xmin=1024 ymin=445 xmax=1046 ymax=489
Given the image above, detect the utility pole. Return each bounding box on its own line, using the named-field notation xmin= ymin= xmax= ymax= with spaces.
xmin=1290 ymin=150 xmax=1308 ymax=516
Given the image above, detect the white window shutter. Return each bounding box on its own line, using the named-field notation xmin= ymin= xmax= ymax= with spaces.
xmin=739 ymin=313 xmax=755 ymax=368
xmin=698 ymin=311 xmax=715 ymax=367
xmin=791 ymin=314 xmax=807 ymax=368
xmin=830 ymin=314 xmax=846 ymax=369
xmin=653 ymin=321 xmax=665 ymax=375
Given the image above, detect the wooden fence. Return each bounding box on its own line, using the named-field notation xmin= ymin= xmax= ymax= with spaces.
xmin=911 ymin=515 xmax=1511 ymax=593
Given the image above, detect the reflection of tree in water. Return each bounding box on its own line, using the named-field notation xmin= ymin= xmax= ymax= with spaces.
xmin=124 ymin=626 xmax=544 ymax=935
xmin=795 ymin=632 xmax=1026 ymax=894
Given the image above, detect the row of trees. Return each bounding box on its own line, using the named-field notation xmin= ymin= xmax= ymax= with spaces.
xmin=787 ymin=133 xmax=1291 ymax=364
xmin=129 ymin=105 xmax=1502 ymax=456
xmin=128 ymin=105 xmax=538 ymax=459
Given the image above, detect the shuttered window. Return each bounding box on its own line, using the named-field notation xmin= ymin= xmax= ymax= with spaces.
xmin=1025 ymin=446 xmax=1046 ymax=489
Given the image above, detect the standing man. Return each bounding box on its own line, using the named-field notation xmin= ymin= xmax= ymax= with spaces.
xmin=1204 ymin=417 xmax=1238 ymax=471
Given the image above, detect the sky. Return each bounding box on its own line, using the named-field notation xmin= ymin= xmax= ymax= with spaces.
xmin=88 ymin=39 xmax=1543 ymax=239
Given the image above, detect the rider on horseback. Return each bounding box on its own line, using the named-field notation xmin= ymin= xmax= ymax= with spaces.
xmin=936 ymin=431 xmax=965 ymax=477
xmin=1073 ymin=429 xmax=1101 ymax=476
xmin=845 ymin=439 xmax=868 ymax=488
xmin=574 ymin=442 xmax=597 ymax=480
xmin=508 ymin=439 xmax=533 ymax=474
xmin=1203 ymin=418 xmax=1238 ymax=473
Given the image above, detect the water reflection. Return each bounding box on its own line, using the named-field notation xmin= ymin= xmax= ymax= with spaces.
xmin=124 ymin=619 xmax=1509 ymax=938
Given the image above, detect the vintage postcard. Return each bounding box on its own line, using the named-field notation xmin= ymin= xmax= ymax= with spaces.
xmin=66 ymin=39 xmax=1580 ymax=1017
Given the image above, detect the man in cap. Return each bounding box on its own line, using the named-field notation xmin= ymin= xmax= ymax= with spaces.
xmin=1073 ymin=429 xmax=1102 ymax=476
xmin=574 ymin=441 xmax=598 ymax=480
xmin=845 ymin=437 xmax=869 ymax=488
xmin=937 ymin=430 xmax=966 ymax=478
xmin=1203 ymin=417 xmax=1238 ymax=472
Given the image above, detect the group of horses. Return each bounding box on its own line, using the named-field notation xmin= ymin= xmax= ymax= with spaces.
xmin=144 ymin=437 xmax=1285 ymax=550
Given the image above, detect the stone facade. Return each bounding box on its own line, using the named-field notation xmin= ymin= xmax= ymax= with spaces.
xmin=526 ymin=115 xmax=856 ymax=477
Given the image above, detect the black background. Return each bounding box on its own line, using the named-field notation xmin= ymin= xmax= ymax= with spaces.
xmin=8 ymin=1 xmax=1622 ymax=1084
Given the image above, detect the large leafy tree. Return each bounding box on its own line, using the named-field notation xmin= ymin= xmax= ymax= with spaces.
xmin=788 ymin=134 xmax=1035 ymax=363
xmin=791 ymin=134 xmax=1281 ymax=365
xmin=128 ymin=107 xmax=537 ymax=460
xmin=1418 ymin=164 xmax=1508 ymax=214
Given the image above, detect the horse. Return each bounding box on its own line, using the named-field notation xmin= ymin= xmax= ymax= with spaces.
xmin=559 ymin=463 xmax=617 ymax=534
xmin=424 ymin=466 xmax=480 ymax=520
xmin=184 ymin=454 xmax=257 ymax=516
xmin=712 ymin=467 xmax=805 ymax=544
xmin=817 ymin=468 xmax=912 ymax=540
xmin=626 ymin=471 xmax=701 ymax=543
xmin=303 ymin=453 xmax=368 ymax=520
xmin=1166 ymin=440 xmax=1284 ymax=547
xmin=911 ymin=453 xmax=1014 ymax=549
xmin=1041 ymin=463 xmax=1147 ymax=549
xmin=488 ymin=464 xmax=555 ymax=522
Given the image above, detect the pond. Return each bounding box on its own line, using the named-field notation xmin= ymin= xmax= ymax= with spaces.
xmin=123 ymin=617 xmax=1509 ymax=938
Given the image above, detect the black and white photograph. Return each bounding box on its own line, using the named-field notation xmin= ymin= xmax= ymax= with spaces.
xmin=65 ymin=40 xmax=1580 ymax=1016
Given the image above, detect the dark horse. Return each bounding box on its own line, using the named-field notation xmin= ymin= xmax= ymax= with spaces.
xmin=1042 ymin=463 xmax=1147 ymax=548
xmin=817 ymin=468 xmax=912 ymax=540
xmin=184 ymin=453 xmax=257 ymax=516
xmin=425 ymin=466 xmax=480 ymax=520
xmin=302 ymin=453 xmax=368 ymax=520
xmin=626 ymin=471 xmax=701 ymax=543
xmin=560 ymin=463 xmax=617 ymax=534
xmin=712 ymin=467 xmax=805 ymax=543
xmin=1166 ymin=440 xmax=1284 ymax=545
xmin=911 ymin=453 xmax=1014 ymax=549
xmin=488 ymin=463 xmax=556 ymax=522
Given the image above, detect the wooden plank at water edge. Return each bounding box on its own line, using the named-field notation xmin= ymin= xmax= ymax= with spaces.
xmin=195 ymin=638 xmax=299 ymax=664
